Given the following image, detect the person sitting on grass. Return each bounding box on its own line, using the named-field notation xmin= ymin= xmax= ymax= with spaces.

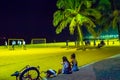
xmin=58 ymin=56 xmax=72 ymax=74
xmin=45 ymin=69 xmax=57 ymax=78
xmin=71 ymin=53 xmax=79 ymax=72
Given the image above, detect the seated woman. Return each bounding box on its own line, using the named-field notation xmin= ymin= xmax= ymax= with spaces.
xmin=71 ymin=53 xmax=79 ymax=72
xmin=58 ymin=56 xmax=72 ymax=74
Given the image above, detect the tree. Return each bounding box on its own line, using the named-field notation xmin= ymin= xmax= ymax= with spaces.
xmin=110 ymin=0 xmax=120 ymax=39
xmin=93 ymin=0 xmax=111 ymax=35
xmin=95 ymin=0 xmax=120 ymax=39
xmin=53 ymin=0 xmax=101 ymax=48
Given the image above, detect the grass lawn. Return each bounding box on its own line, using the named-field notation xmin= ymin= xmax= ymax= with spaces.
xmin=0 ymin=44 xmax=120 ymax=80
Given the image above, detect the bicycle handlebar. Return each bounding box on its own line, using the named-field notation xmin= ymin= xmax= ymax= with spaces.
xmin=11 ymin=71 xmax=19 ymax=77
xmin=11 ymin=65 xmax=30 ymax=77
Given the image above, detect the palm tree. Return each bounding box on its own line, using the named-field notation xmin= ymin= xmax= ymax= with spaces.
xmin=110 ymin=0 xmax=120 ymax=39
xmin=53 ymin=0 xmax=101 ymax=48
xmin=93 ymin=0 xmax=111 ymax=35
xmin=95 ymin=0 xmax=120 ymax=39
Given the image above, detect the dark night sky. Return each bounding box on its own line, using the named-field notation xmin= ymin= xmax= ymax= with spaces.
xmin=0 ymin=0 xmax=74 ymax=43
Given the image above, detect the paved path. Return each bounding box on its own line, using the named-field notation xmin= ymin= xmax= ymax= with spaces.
xmin=48 ymin=54 xmax=120 ymax=80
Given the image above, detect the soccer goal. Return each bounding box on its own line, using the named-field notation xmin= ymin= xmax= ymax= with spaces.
xmin=8 ymin=38 xmax=24 ymax=50
xmin=31 ymin=38 xmax=46 ymax=44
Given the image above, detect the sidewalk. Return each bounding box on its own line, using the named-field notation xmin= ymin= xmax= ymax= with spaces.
xmin=48 ymin=54 xmax=120 ymax=80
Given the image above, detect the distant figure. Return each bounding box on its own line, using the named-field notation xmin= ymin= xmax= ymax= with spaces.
xmin=23 ymin=40 xmax=26 ymax=50
xmin=19 ymin=41 xmax=22 ymax=45
xmin=17 ymin=40 xmax=21 ymax=47
xmin=58 ymin=56 xmax=72 ymax=74
xmin=66 ymin=40 xmax=69 ymax=47
xmin=85 ymin=40 xmax=90 ymax=46
xmin=71 ymin=53 xmax=79 ymax=72
xmin=113 ymin=41 xmax=114 ymax=44
xmin=12 ymin=40 xmax=16 ymax=50
xmin=5 ymin=41 xmax=7 ymax=47
xmin=17 ymin=40 xmax=20 ymax=45
xmin=97 ymin=40 xmax=105 ymax=48
xmin=94 ymin=40 xmax=96 ymax=46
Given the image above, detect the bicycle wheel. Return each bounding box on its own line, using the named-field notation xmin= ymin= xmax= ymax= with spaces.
xmin=19 ymin=67 xmax=40 ymax=80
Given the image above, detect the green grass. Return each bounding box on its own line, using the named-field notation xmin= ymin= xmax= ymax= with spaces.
xmin=0 ymin=43 xmax=120 ymax=80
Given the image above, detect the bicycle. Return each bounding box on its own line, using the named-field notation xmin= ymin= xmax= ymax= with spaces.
xmin=11 ymin=65 xmax=47 ymax=80
xmin=11 ymin=65 xmax=57 ymax=80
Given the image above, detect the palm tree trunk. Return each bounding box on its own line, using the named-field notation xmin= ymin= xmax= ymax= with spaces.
xmin=117 ymin=23 xmax=120 ymax=40
xmin=77 ymin=25 xmax=85 ymax=50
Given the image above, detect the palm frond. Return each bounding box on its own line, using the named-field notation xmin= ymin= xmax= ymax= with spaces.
xmin=69 ymin=17 xmax=76 ymax=34
xmin=113 ymin=10 xmax=119 ymax=17
xmin=74 ymin=13 xmax=97 ymax=37
xmin=75 ymin=14 xmax=83 ymax=24
xmin=112 ymin=16 xmax=118 ymax=29
xmin=75 ymin=14 xmax=95 ymax=27
xmin=56 ymin=21 xmax=67 ymax=34
xmin=56 ymin=0 xmax=65 ymax=9
xmin=57 ymin=0 xmax=77 ymax=9
xmin=82 ymin=16 xmax=96 ymax=28
xmin=74 ymin=0 xmax=82 ymax=10
xmin=64 ymin=9 xmax=77 ymax=17
xmin=112 ymin=10 xmax=120 ymax=29
xmin=81 ymin=16 xmax=97 ymax=37
xmin=64 ymin=0 xmax=74 ymax=9
xmin=99 ymin=16 xmax=111 ymax=30
xmin=84 ymin=1 xmax=92 ymax=8
xmin=82 ymin=9 xmax=101 ymax=19
xmin=97 ymin=0 xmax=111 ymax=11
xmin=86 ymin=26 xmax=97 ymax=37
xmin=56 ymin=17 xmax=72 ymax=34
xmin=53 ymin=10 xmax=64 ymax=27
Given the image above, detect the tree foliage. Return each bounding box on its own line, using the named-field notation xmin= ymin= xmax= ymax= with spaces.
xmin=95 ymin=0 xmax=120 ymax=37
xmin=53 ymin=0 xmax=101 ymax=47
